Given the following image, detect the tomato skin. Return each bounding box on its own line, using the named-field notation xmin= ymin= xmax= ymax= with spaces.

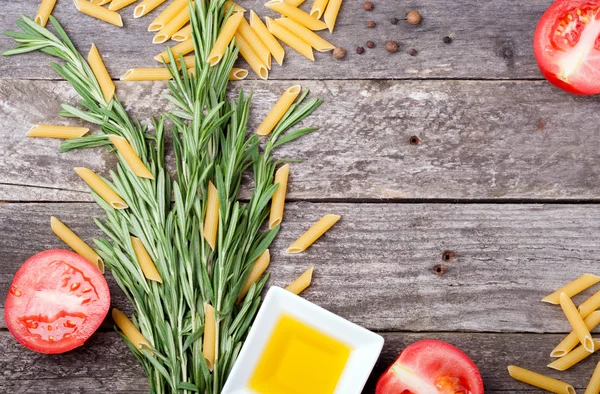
xmin=376 ymin=340 xmax=484 ymax=394
xmin=4 ymin=249 xmax=110 ymax=354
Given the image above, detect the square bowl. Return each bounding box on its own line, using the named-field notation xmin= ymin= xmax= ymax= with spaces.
xmin=222 ymin=286 xmax=384 ymax=394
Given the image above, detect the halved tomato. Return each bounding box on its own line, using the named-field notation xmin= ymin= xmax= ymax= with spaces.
xmin=376 ymin=340 xmax=484 ymax=394
xmin=4 ymin=249 xmax=110 ymax=354
xmin=534 ymin=0 xmax=600 ymax=95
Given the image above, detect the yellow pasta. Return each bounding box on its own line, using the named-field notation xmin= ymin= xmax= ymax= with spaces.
xmin=560 ymin=292 xmax=595 ymax=352
xmin=203 ymin=181 xmax=219 ymax=250
xmin=323 ymin=0 xmax=342 ymax=33
xmin=287 ymin=0 xmax=305 ymax=6
xmin=586 ymin=362 xmax=600 ymax=394
xmin=131 ymin=236 xmax=163 ymax=283
xmin=206 ymin=11 xmax=244 ymax=65
xmin=181 ymin=55 xmax=195 ymax=68
xmin=153 ymin=3 xmax=191 ymax=43
xmin=154 ymin=38 xmax=194 ymax=62
xmin=74 ymin=167 xmax=128 ymax=209
xmin=580 ymin=290 xmax=600 ymax=319
xmin=35 ymin=0 xmax=57 ymax=26
xmin=542 ymin=274 xmax=600 ymax=304
xmin=275 ymin=17 xmax=335 ymax=52
xmin=234 ymin=32 xmax=269 ymax=80
xmin=112 ymin=309 xmax=151 ymax=350
xmin=257 ymin=85 xmax=301 ymax=136
xmin=229 ymin=68 xmax=248 ymax=81
xmin=109 ymin=135 xmax=155 ymax=179
xmin=74 ymin=0 xmax=123 ymax=27
xmin=51 ymin=216 xmax=104 ymax=273
xmin=88 ymin=44 xmax=115 ymax=103
xmin=250 ymin=11 xmax=285 ymax=66
xmin=26 ymin=124 xmax=89 ymax=139
xmin=237 ymin=249 xmax=271 ymax=302
xmin=266 ymin=17 xmax=314 ymax=61
xmin=288 ymin=214 xmax=340 ymax=253
xmin=552 ymin=311 xmax=600 ymax=358
xmin=90 ymin=0 xmax=112 ymax=5
xmin=548 ymin=340 xmax=600 ymax=371
xmin=238 ymin=17 xmax=271 ymax=69
xmin=265 ymin=0 xmax=327 ymax=31
xmin=172 ymin=24 xmax=191 ymax=41
xmin=224 ymin=0 xmax=245 ymax=12
xmin=108 ymin=0 xmax=137 ymax=11
xmin=508 ymin=366 xmax=575 ymax=394
xmin=148 ymin=0 xmax=187 ymax=31
xmin=285 ymin=266 xmax=314 ymax=295
xmin=203 ymin=303 xmax=216 ymax=371
xmin=269 ymin=164 xmax=290 ymax=228
xmin=310 ymin=0 xmax=329 ymax=19
xmin=134 ymin=0 xmax=166 ymax=18
xmin=121 ymin=68 xmax=172 ymax=81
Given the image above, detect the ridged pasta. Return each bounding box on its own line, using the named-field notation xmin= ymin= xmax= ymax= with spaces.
xmin=285 ymin=266 xmax=314 ymax=295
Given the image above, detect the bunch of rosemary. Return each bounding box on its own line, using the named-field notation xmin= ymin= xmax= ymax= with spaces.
xmin=4 ymin=2 xmax=322 ymax=393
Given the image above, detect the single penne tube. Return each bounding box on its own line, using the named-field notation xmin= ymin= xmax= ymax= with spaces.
xmin=287 ymin=214 xmax=340 ymax=253
xmin=257 ymin=85 xmax=301 ymax=136
xmin=287 ymin=0 xmax=305 ymax=6
xmin=548 ymin=340 xmax=600 ymax=371
xmin=265 ymin=0 xmax=327 ymax=31
xmin=580 ymin=290 xmax=600 ymax=319
xmin=560 ymin=292 xmax=595 ymax=352
xmin=237 ymin=249 xmax=271 ymax=302
xmin=542 ymin=274 xmax=600 ymax=304
xmin=112 ymin=309 xmax=151 ymax=350
xmin=323 ymin=0 xmax=342 ymax=33
xmin=108 ymin=0 xmax=137 ymax=11
xmin=269 ymin=164 xmax=290 ymax=228
xmin=90 ymin=0 xmax=112 ymax=4
xmin=131 ymin=236 xmax=163 ymax=283
xmin=203 ymin=181 xmax=219 ymax=250
xmin=121 ymin=68 xmax=172 ymax=81
xmin=152 ymin=4 xmax=191 ymax=43
xmin=74 ymin=0 xmax=123 ymax=27
xmin=238 ymin=17 xmax=271 ymax=68
xmin=88 ymin=44 xmax=115 ymax=103
xmin=585 ymin=362 xmax=600 ymax=394
xmin=508 ymin=365 xmax=575 ymax=394
xmin=285 ymin=266 xmax=314 ymax=295
xmin=134 ymin=0 xmax=166 ymax=18
xmin=234 ymin=33 xmax=269 ymax=80
xmin=224 ymin=0 xmax=245 ymax=12
xmin=181 ymin=55 xmax=195 ymax=68
xmin=74 ymin=167 xmax=128 ymax=209
xmin=206 ymin=11 xmax=244 ymax=65
xmin=51 ymin=216 xmax=104 ymax=273
xmin=275 ymin=17 xmax=335 ymax=52
xmin=148 ymin=0 xmax=187 ymax=31
xmin=229 ymin=68 xmax=248 ymax=81
xmin=35 ymin=0 xmax=57 ymax=27
xmin=26 ymin=124 xmax=89 ymax=139
xmin=552 ymin=311 xmax=600 ymax=358
xmin=203 ymin=303 xmax=216 ymax=371
xmin=109 ymin=135 xmax=155 ymax=179
xmin=310 ymin=0 xmax=330 ymax=19
xmin=250 ymin=11 xmax=285 ymax=66
xmin=154 ymin=38 xmax=194 ymax=62
xmin=172 ymin=24 xmax=192 ymax=41
xmin=266 ymin=17 xmax=314 ymax=61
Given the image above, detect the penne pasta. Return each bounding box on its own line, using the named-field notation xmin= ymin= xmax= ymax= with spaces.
xmin=250 ymin=11 xmax=285 ymax=66
xmin=26 ymin=124 xmax=89 ymax=139
xmin=109 ymin=135 xmax=155 ymax=179
xmin=108 ymin=0 xmax=137 ymax=11
xmin=580 ymin=290 xmax=600 ymax=319
xmin=542 ymin=274 xmax=600 ymax=304
xmin=35 ymin=0 xmax=57 ymax=27
xmin=234 ymin=32 xmax=269 ymax=80
xmin=229 ymin=68 xmax=248 ymax=81
xmin=181 ymin=55 xmax=195 ymax=68
xmin=206 ymin=11 xmax=244 ymax=65
xmin=257 ymin=85 xmax=302 ymax=136
xmin=323 ymin=0 xmax=342 ymax=33
xmin=287 ymin=214 xmax=340 ymax=253
xmin=548 ymin=340 xmax=600 ymax=371
xmin=586 ymin=362 xmax=600 ymax=394
xmin=90 ymin=0 xmax=112 ymax=4
xmin=131 ymin=236 xmax=163 ymax=283
xmin=552 ymin=311 xmax=600 ymax=358
xmin=266 ymin=17 xmax=314 ymax=61
xmin=203 ymin=303 xmax=216 ymax=371
xmin=275 ymin=17 xmax=335 ymax=52
xmin=224 ymin=0 xmax=245 ymax=12
xmin=265 ymin=0 xmax=327 ymax=31
xmin=121 ymin=68 xmax=172 ymax=81
xmin=269 ymin=164 xmax=290 ymax=228
xmin=148 ymin=0 xmax=187 ymax=31
xmin=285 ymin=266 xmax=314 ymax=295
xmin=74 ymin=167 xmax=128 ymax=210
xmin=287 ymin=0 xmax=305 ymax=6
xmin=134 ymin=0 xmax=166 ymax=18
xmin=154 ymin=38 xmax=194 ymax=62
xmin=74 ymin=0 xmax=123 ymax=27
xmin=112 ymin=309 xmax=151 ymax=350
xmin=153 ymin=3 xmax=191 ymax=43
xmin=203 ymin=181 xmax=219 ymax=250
xmin=238 ymin=17 xmax=271 ymax=68
xmin=237 ymin=249 xmax=271 ymax=302
xmin=88 ymin=44 xmax=115 ymax=103
xmin=508 ymin=365 xmax=575 ymax=394
xmin=310 ymin=0 xmax=330 ymax=19
xmin=560 ymin=292 xmax=595 ymax=352
xmin=51 ymin=216 xmax=104 ymax=273
xmin=172 ymin=24 xmax=191 ymax=41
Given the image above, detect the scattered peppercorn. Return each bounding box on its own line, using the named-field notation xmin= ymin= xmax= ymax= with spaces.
xmin=356 ymin=46 xmax=365 ymax=54
xmin=385 ymin=40 xmax=398 ymax=53
xmin=363 ymin=1 xmax=374 ymax=11
xmin=443 ymin=36 xmax=452 ymax=44
xmin=409 ymin=135 xmax=420 ymax=145
xmin=367 ymin=20 xmax=376 ymax=28
xmin=406 ymin=10 xmax=422 ymax=25
xmin=407 ymin=48 xmax=418 ymax=56
xmin=332 ymin=47 xmax=346 ymax=59
xmin=390 ymin=17 xmax=399 ymax=25
xmin=366 ymin=40 xmax=375 ymax=48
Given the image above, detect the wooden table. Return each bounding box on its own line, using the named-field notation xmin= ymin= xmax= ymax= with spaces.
xmin=1 ymin=0 xmax=598 ymax=392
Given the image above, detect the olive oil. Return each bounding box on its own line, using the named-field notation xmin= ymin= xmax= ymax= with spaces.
xmin=248 ymin=314 xmax=352 ymax=394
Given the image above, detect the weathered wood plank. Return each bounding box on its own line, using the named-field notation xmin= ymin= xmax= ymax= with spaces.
xmin=2 ymin=202 xmax=600 ymax=333
xmin=0 ymin=0 xmax=549 ymax=80
xmin=2 ymin=79 xmax=600 ymax=201
xmin=0 ymin=330 xmax=594 ymax=393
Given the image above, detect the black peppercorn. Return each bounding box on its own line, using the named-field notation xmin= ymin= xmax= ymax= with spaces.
xmin=356 ymin=46 xmax=365 ymax=54
xmin=443 ymin=36 xmax=452 ymax=44
xmin=366 ymin=40 xmax=375 ymax=48
xmin=363 ymin=1 xmax=374 ymax=11
xmin=367 ymin=20 xmax=376 ymax=28
xmin=390 ymin=17 xmax=399 ymax=25
xmin=407 ymin=48 xmax=417 ymax=56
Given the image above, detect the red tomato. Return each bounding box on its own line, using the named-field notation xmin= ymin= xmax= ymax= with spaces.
xmin=4 ymin=250 xmax=110 ymax=354
xmin=534 ymin=0 xmax=600 ymax=95
xmin=376 ymin=340 xmax=484 ymax=394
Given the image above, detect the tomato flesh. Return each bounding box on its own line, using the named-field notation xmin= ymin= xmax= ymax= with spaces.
xmin=376 ymin=340 xmax=484 ymax=394
xmin=4 ymin=250 xmax=110 ymax=354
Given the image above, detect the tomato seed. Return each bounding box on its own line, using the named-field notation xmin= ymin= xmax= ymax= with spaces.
xmin=48 ymin=336 xmax=54 ymax=341
xmin=82 ymin=287 xmax=91 ymax=293
xmin=70 ymin=282 xmax=80 ymax=291
xmin=10 ymin=286 xmax=21 ymax=296
xmin=64 ymin=320 xmax=77 ymax=328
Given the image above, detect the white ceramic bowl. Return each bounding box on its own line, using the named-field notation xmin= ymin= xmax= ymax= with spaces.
xmin=222 ymin=286 xmax=384 ymax=394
